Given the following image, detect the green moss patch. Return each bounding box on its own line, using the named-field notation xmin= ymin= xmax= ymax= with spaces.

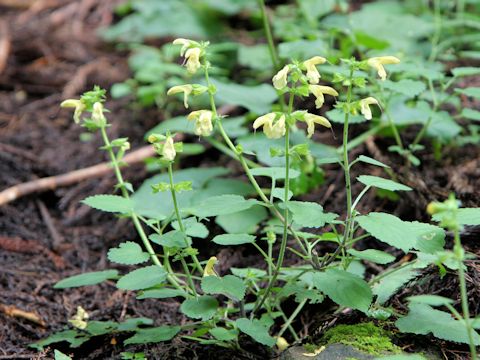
xmin=319 ymin=322 xmax=401 ymax=356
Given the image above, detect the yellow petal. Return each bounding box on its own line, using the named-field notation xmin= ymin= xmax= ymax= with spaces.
xmin=162 ymin=136 xmax=176 ymax=161
xmin=253 ymin=113 xmax=275 ymax=130
xmin=272 ymin=65 xmax=290 ymax=90
xmin=203 ymin=256 xmax=218 ymax=277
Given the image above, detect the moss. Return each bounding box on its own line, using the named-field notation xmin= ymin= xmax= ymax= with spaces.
xmin=319 ymin=322 xmax=401 ymax=356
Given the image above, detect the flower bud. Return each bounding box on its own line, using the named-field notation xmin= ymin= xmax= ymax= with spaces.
xmin=276 ymin=337 xmax=289 ymax=352
xmin=162 ymin=136 xmax=176 ymax=161
xmin=203 ymin=256 xmax=218 ymax=277
xmin=185 ymin=47 xmax=202 ymax=74
xmin=91 ymin=102 xmax=106 ymax=127
xmin=272 ymin=65 xmax=290 ymax=90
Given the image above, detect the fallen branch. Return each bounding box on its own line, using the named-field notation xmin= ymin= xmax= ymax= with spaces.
xmin=0 ymin=145 xmax=155 ymax=206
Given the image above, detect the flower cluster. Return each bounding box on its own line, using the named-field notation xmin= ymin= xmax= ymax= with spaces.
xmin=167 ymin=39 xmax=214 ymax=137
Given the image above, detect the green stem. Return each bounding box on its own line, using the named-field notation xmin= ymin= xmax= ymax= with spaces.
xmin=257 ymin=0 xmax=279 ymax=70
xmin=429 ymin=0 xmax=442 ymax=62
xmin=99 ymin=126 xmax=185 ymax=292
xmin=278 ymin=298 xmax=307 ymax=340
xmin=453 ymin=228 xmax=477 ymax=359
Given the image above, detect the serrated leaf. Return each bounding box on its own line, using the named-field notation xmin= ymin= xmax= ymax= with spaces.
xmin=311 ymin=269 xmax=372 ymax=312
xmin=212 ymin=234 xmax=255 ymax=246
xmin=396 ymin=303 xmax=480 ymax=345
xmin=54 ymin=270 xmax=119 ymax=289
xmin=356 ymin=155 xmax=390 ymax=168
xmin=172 ymin=217 xmax=209 ymax=238
xmin=235 ymin=318 xmax=276 ymax=347
xmin=149 ymin=230 xmax=191 ymax=248
xmin=216 ymin=205 xmax=268 ymax=234
xmin=201 ymin=275 xmax=246 ymax=300
xmin=455 ymin=87 xmax=480 ymax=99
xmin=356 ymin=212 xmax=445 ymax=253
xmin=117 ymin=265 xmax=167 ymax=290
xmin=30 ymin=330 xmax=88 ymax=350
xmin=432 ymin=208 xmax=480 ymax=226
xmin=209 ymin=327 xmax=238 ymax=341
xmin=347 ymin=249 xmax=395 ymax=264
xmin=187 ymin=195 xmax=259 ymax=218
xmin=107 ymin=242 xmax=150 ymax=265
xmin=283 ymin=201 xmax=338 ymax=228
xmin=407 ymin=295 xmax=454 ymax=306
xmin=250 ymin=167 xmax=300 ymax=180
xmin=461 ymin=108 xmax=480 ymax=121
xmin=82 ymin=195 xmax=133 ymax=214
xmin=54 ymin=350 xmax=72 ymax=360
xmin=357 ymin=175 xmax=412 ymax=191
xmin=452 ymin=67 xmax=480 ymax=77
xmin=124 ymin=326 xmax=181 ymax=345
xmin=382 ymin=79 xmax=426 ymax=97
xmin=180 ymin=296 xmax=218 ymax=320
xmin=116 ymin=317 xmax=153 ymax=332
xmin=373 ymin=264 xmax=418 ymax=304
xmin=137 ymin=288 xmax=187 ymax=299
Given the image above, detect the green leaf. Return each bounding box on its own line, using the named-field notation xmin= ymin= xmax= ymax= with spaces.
xmin=54 ymin=270 xmax=119 ymax=289
xmin=284 ymin=201 xmax=338 ymax=228
xmin=108 ymin=242 xmax=150 ymax=265
xmin=357 ymin=175 xmax=412 ymax=191
xmin=172 ymin=218 xmax=209 ymax=238
xmin=407 ymin=295 xmax=454 ymax=306
xmin=432 ymin=208 xmax=480 ymax=226
xmin=250 ymin=167 xmax=300 ymax=180
xmin=356 ymin=212 xmax=445 ymax=253
xmin=209 ymin=327 xmax=238 ymax=341
xmin=373 ymin=264 xmax=418 ymax=305
xmin=201 ymin=275 xmax=246 ymax=300
xmin=211 ymin=79 xmax=277 ymax=114
xmin=396 ymin=303 xmax=480 ymax=345
xmin=216 ymin=205 xmax=268 ymax=234
xmin=455 ymin=87 xmax=480 ymax=99
xmin=30 ymin=330 xmax=88 ymax=350
xmin=452 ymin=67 xmax=480 ymax=77
xmin=82 ymin=195 xmax=133 ymax=214
xmin=356 ymin=155 xmax=390 ymax=168
xmin=117 ymin=266 xmax=167 ymax=291
xmin=311 ymin=269 xmax=372 ymax=312
xmin=461 ymin=108 xmax=480 ymax=121
xmin=212 ymin=234 xmax=255 ymax=246
xmin=124 ymin=325 xmax=181 ymax=345
xmin=180 ymin=296 xmax=218 ymax=320
xmin=149 ymin=230 xmax=191 ymax=248
xmin=116 ymin=317 xmax=153 ymax=332
xmin=187 ymin=195 xmax=259 ymax=218
xmin=235 ymin=318 xmax=276 ymax=347
xmin=137 ymin=288 xmax=187 ymax=299
xmin=347 ymin=249 xmax=395 ymax=264
xmin=382 ymin=79 xmax=426 ymax=98
xmin=54 ymin=350 xmax=72 ymax=360
xmin=238 ymin=44 xmax=272 ymax=71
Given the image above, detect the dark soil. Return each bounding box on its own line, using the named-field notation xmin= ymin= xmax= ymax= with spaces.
xmin=1 ymin=2 xmax=479 ymax=360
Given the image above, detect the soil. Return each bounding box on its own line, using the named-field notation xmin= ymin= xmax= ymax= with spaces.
xmin=0 ymin=2 xmax=479 ymax=360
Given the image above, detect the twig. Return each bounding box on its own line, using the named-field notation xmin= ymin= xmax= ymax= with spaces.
xmin=37 ymin=199 xmax=63 ymax=250
xmin=0 ymin=303 xmax=46 ymax=327
xmin=0 ymin=145 xmax=155 ymax=206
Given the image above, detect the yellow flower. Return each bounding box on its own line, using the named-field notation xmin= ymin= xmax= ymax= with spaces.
xmin=68 ymin=306 xmax=89 ymax=330
xmin=303 ymin=56 xmax=326 ymax=84
xmin=303 ymin=113 xmax=331 ymax=138
xmin=187 ymin=110 xmax=214 ymax=136
xmin=276 ymin=336 xmax=289 ymax=351
xmin=367 ymin=56 xmax=400 ymax=81
xmin=185 ymin=47 xmax=202 ymax=74
xmin=91 ymin=102 xmax=106 ymax=126
xmin=308 ymin=85 xmax=338 ymax=108
xmin=167 ymin=85 xmax=193 ymax=108
xmin=359 ymin=97 xmax=379 ymax=120
xmin=162 ymin=136 xmax=176 ymax=161
xmin=272 ymin=65 xmax=290 ymax=90
xmin=60 ymin=99 xmax=86 ymax=123
xmin=172 ymin=38 xmax=193 ymax=56
xmin=253 ymin=113 xmax=286 ymax=139
xmin=203 ymin=256 xmax=218 ymax=277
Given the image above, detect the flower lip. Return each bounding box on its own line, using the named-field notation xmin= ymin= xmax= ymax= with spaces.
xmin=367 ymin=56 xmax=400 ymax=81
xmin=303 ymin=112 xmax=331 ymax=138
xmin=187 ymin=110 xmax=214 ymax=136
xmin=272 ymin=65 xmax=290 ymax=90
xmin=167 ymin=85 xmax=193 ymax=108
xmin=253 ymin=113 xmax=286 ymax=139
xmin=359 ymin=97 xmax=380 ymax=120
xmin=303 ymin=56 xmax=327 ymax=84
xmin=308 ymin=85 xmax=339 ymax=109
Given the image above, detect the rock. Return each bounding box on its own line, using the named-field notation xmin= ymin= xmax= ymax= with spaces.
xmin=281 ymin=343 xmax=375 ymax=360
